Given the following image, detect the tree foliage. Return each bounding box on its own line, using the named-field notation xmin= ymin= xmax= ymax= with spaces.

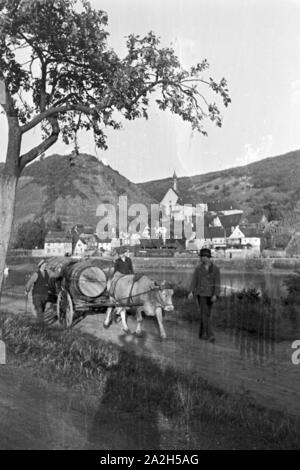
xmin=0 ymin=0 xmax=230 ymax=172
xmin=13 ymin=216 xmax=64 ymax=248
xmin=13 ymin=218 xmax=46 ymax=249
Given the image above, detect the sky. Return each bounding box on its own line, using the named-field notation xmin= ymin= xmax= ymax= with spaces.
xmin=1 ymin=0 xmax=300 ymax=183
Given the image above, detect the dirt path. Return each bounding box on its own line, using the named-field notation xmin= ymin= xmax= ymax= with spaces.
xmin=77 ymin=313 xmax=300 ymax=418
xmin=1 ymin=292 xmax=300 ymax=419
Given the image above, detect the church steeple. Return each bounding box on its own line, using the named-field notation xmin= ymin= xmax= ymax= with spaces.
xmin=173 ymin=170 xmax=178 ymax=192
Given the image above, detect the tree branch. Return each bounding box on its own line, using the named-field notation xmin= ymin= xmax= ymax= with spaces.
xmin=18 ymin=31 xmax=45 ymax=61
xmin=19 ymin=118 xmax=60 ymax=171
xmin=40 ymin=61 xmax=47 ymax=112
xmin=131 ymin=79 xmax=162 ymax=106
xmin=20 ymin=103 xmax=97 ymax=133
xmin=51 ymin=92 xmax=79 ymax=108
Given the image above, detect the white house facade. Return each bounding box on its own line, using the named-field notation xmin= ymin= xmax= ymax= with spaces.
xmin=44 ymin=231 xmax=72 ymax=257
xmin=73 ymin=238 xmax=87 ymax=257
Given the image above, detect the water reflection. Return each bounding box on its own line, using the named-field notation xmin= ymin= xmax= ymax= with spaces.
xmin=141 ymin=268 xmax=290 ymax=299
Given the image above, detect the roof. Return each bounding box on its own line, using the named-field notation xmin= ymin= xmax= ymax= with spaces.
xmin=240 ymin=227 xmax=263 ymax=238
xmin=207 ymin=199 xmax=240 ymax=212
xmin=81 ymin=226 xmax=95 ymax=235
xmin=244 ymin=214 xmax=266 ymax=224
xmin=161 ymin=186 xmax=180 ymax=201
xmin=219 ymin=213 xmax=242 ymax=229
xmin=139 ymin=238 xmax=163 ymax=249
xmin=45 ymin=231 xmax=71 ymax=243
xmin=201 ymin=226 xmax=226 ymax=239
xmin=207 ymin=227 xmax=226 ymax=238
xmin=79 ymin=233 xmax=97 ymax=241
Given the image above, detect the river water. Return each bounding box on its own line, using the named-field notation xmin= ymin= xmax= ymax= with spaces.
xmin=140 ymin=268 xmax=291 ymax=298
xmin=3 ymin=263 xmax=293 ymax=300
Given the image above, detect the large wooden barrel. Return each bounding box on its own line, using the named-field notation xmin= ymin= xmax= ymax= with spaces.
xmin=63 ymin=260 xmax=108 ymax=299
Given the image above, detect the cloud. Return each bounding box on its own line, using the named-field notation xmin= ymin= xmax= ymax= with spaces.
xmin=236 ymin=134 xmax=274 ymax=166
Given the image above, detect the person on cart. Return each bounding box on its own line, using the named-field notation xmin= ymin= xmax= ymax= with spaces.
xmin=114 ymin=246 xmax=134 ymax=275
xmin=105 ymin=246 xmax=135 ymax=326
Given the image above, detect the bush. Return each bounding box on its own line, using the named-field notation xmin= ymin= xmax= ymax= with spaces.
xmin=283 ymin=272 xmax=300 ymax=305
xmin=284 ymin=272 xmax=300 ymax=293
xmin=244 ymin=258 xmax=264 ymax=270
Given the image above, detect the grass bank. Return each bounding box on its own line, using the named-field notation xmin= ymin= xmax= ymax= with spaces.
xmin=0 ymin=312 xmax=299 ymax=449
xmin=173 ymin=286 xmax=300 ymax=341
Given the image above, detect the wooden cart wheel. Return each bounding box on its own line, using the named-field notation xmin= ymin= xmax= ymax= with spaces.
xmin=57 ymin=289 xmax=74 ymax=328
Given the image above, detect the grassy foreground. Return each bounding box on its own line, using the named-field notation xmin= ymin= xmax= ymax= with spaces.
xmin=0 ymin=312 xmax=300 ymax=449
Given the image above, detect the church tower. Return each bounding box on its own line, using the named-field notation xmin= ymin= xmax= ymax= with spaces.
xmin=173 ymin=170 xmax=178 ymax=192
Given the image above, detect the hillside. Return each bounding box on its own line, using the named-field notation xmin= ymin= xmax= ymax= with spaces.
xmin=2 ymin=148 xmax=300 ymax=240
xmin=138 ymin=149 xmax=300 ymax=218
xmin=6 ymin=153 xmax=156 ymax=230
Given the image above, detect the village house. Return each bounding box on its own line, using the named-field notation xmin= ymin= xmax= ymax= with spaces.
xmin=207 ymin=200 xmax=243 ymax=216
xmin=44 ymin=231 xmax=72 ymax=257
xmin=186 ymin=223 xmax=262 ymax=256
xmin=186 ymin=226 xmax=227 ymax=251
xmin=227 ymin=226 xmax=262 ymax=252
xmin=73 ymin=231 xmax=101 ymax=257
xmin=241 ymin=213 xmax=268 ymax=230
xmin=160 ymin=171 xmax=207 ymax=222
xmin=73 ymin=237 xmax=87 ymax=257
xmin=153 ymin=170 xmax=264 ymax=257
xmin=218 ymin=213 xmax=243 ymax=235
xmin=206 ymin=213 xmax=223 ymax=227
xmin=204 ymin=227 xmax=227 ymax=248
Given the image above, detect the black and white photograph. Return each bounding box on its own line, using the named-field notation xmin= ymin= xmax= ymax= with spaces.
xmin=0 ymin=0 xmax=300 ymax=452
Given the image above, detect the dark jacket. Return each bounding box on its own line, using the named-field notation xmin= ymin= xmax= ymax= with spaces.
xmin=26 ymin=269 xmax=50 ymax=297
xmin=114 ymin=257 xmax=134 ymax=275
xmin=190 ymin=262 xmax=221 ymax=297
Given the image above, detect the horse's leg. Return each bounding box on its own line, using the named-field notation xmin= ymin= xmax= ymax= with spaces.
xmin=135 ymin=307 xmax=143 ymax=336
xmin=103 ymin=306 xmax=113 ymax=328
xmin=120 ymin=308 xmax=130 ymax=333
xmin=156 ymin=307 xmax=167 ymax=339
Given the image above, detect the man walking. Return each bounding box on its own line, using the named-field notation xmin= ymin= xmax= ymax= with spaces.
xmin=188 ymin=248 xmax=221 ymax=342
xmin=25 ymin=259 xmax=50 ymax=325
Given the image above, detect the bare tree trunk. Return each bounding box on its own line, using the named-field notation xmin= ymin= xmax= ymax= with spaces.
xmin=0 ymin=171 xmax=18 ymax=295
xmin=0 ymin=120 xmax=21 ymax=296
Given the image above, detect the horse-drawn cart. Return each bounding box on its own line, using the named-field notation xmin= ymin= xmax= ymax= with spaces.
xmin=45 ymin=257 xmax=116 ymax=328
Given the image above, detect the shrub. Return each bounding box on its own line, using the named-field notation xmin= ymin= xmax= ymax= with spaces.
xmin=283 ymin=272 xmax=300 ymax=305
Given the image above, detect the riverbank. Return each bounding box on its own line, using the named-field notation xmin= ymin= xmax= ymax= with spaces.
xmin=6 ymin=253 xmax=300 ymax=272
xmin=134 ymin=256 xmax=300 ymax=272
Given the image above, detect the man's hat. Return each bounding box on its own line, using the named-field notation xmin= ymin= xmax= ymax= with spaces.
xmin=199 ymin=248 xmax=211 ymax=258
xmin=38 ymin=259 xmax=46 ymax=268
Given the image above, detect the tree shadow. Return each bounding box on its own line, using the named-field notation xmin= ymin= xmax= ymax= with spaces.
xmin=84 ymin=333 xmax=177 ymax=450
